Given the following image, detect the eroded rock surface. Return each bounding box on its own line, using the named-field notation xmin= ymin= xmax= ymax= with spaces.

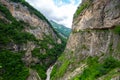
xmin=52 ymin=0 xmax=120 ymax=80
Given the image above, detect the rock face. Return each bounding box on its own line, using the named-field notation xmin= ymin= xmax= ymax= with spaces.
xmin=73 ymin=0 xmax=120 ymax=31
xmin=67 ymin=0 xmax=120 ymax=58
xmin=0 ymin=0 xmax=65 ymax=80
xmin=51 ymin=0 xmax=120 ymax=80
xmin=1 ymin=0 xmax=57 ymax=40
xmin=27 ymin=69 xmax=41 ymax=80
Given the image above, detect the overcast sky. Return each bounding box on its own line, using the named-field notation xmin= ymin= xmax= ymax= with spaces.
xmin=26 ymin=0 xmax=81 ymax=28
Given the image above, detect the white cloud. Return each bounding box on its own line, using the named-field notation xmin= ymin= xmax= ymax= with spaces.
xmin=26 ymin=0 xmax=81 ymax=28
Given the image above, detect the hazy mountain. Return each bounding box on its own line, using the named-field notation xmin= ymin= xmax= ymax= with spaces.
xmin=50 ymin=20 xmax=71 ymax=38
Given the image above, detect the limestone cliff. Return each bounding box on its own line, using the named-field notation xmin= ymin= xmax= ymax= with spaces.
xmin=0 ymin=0 xmax=65 ymax=80
xmin=51 ymin=0 xmax=120 ymax=80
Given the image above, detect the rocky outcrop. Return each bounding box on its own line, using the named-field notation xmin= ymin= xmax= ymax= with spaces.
xmin=73 ymin=0 xmax=120 ymax=31
xmin=66 ymin=0 xmax=120 ymax=58
xmin=0 ymin=0 xmax=57 ymax=40
xmin=51 ymin=0 xmax=120 ymax=80
xmin=27 ymin=69 xmax=41 ymax=80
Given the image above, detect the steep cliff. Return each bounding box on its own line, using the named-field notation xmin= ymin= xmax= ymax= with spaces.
xmin=0 ymin=0 xmax=66 ymax=80
xmin=51 ymin=0 xmax=120 ymax=80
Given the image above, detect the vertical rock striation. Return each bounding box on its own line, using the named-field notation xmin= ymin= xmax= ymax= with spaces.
xmin=51 ymin=0 xmax=120 ymax=80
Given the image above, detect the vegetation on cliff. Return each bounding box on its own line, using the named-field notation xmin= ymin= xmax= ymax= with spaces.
xmin=73 ymin=56 xmax=120 ymax=80
xmin=0 ymin=50 xmax=29 ymax=80
xmin=50 ymin=53 xmax=71 ymax=80
xmin=113 ymin=25 xmax=120 ymax=34
xmin=10 ymin=0 xmax=58 ymax=36
xmin=0 ymin=3 xmax=36 ymax=45
xmin=74 ymin=0 xmax=92 ymax=18
xmin=0 ymin=3 xmax=36 ymax=80
xmin=0 ymin=1 xmax=66 ymax=80
xmin=31 ymin=35 xmax=66 ymax=79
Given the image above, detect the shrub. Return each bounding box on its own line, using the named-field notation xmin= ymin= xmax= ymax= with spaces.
xmin=57 ymin=60 xmax=70 ymax=77
xmin=0 ymin=50 xmax=29 ymax=80
xmin=103 ymin=56 xmax=120 ymax=70
xmin=74 ymin=3 xmax=88 ymax=18
xmin=10 ymin=0 xmax=25 ymax=3
xmin=74 ymin=0 xmax=93 ymax=18
xmin=50 ymin=65 xmax=57 ymax=79
xmin=73 ymin=56 xmax=120 ymax=80
xmin=51 ymin=60 xmax=70 ymax=80
xmin=0 ymin=4 xmax=36 ymax=45
xmin=0 ymin=3 xmax=15 ymax=21
xmin=31 ymin=64 xmax=47 ymax=80
xmin=31 ymin=35 xmax=66 ymax=80
xmin=112 ymin=25 xmax=120 ymax=34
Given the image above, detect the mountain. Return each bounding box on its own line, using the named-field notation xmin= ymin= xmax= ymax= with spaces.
xmin=0 ymin=0 xmax=66 ymax=80
xmin=51 ymin=0 xmax=120 ymax=80
xmin=50 ymin=20 xmax=71 ymax=38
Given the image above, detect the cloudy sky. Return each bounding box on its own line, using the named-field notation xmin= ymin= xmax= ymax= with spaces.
xmin=26 ymin=0 xmax=81 ymax=28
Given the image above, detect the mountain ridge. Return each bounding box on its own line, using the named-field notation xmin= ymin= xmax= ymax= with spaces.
xmin=50 ymin=20 xmax=71 ymax=39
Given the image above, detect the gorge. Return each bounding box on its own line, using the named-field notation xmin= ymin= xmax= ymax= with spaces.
xmin=0 ymin=0 xmax=120 ymax=80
